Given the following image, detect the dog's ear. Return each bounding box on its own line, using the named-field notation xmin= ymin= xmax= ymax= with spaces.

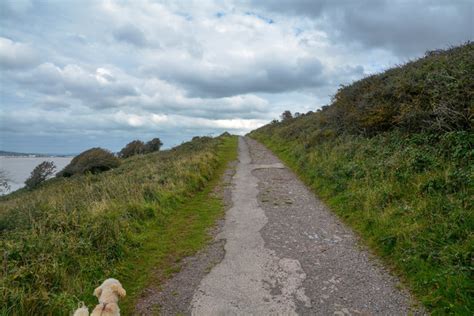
xmin=111 ymin=283 xmax=126 ymax=298
xmin=93 ymin=286 xmax=102 ymax=298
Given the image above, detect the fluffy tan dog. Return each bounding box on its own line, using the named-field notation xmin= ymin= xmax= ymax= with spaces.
xmin=73 ymin=278 xmax=126 ymax=316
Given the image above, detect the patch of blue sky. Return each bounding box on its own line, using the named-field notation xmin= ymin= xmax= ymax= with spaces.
xmin=244 ymin=11 xmax=274 ymax=24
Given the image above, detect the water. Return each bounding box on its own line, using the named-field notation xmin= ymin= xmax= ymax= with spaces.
xmin=0 ymin=157 xmax=73 ymax=194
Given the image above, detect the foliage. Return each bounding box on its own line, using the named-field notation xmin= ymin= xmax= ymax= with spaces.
xmin=249 ymin=43 xmax=473 ymax=314
xmin=144 ymin=137 xmax=163 ymax=153
xmin=0 ymin=134 xmax=237 ymax=315
xmin=24 ymin=161 xmax=56 ymax=189
xmin=0 ymin=170 xmax=10 ymax=194
xmin=274 ymin=43 xmax=472 ymax=141
xmin=280 ymin=110 xmax=293 ymax=121
xmin=59 ymin=148 xmax=120 ymax=177
xmin=119 ymin=140 xmax=146 ymax=158
xmin=118 ymin=137 xmax=164 ymax=159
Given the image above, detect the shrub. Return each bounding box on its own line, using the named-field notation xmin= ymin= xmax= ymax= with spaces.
xmin=119 ymin=140 xmax=145 ymax=158
xmin=59 ymin=148 xmax=120 ymax=177
xmin=25 ymin=161 xmax=56 ymax=189
xmin=260 ymin=42 xmax=472 ymax=143
xmin=144 ymin=138 xmax=163 ymax=153
xmin=280 ymin=110 xmax=293 ymax=121
xmin=0 ymin=169 xmax=11 ymax=193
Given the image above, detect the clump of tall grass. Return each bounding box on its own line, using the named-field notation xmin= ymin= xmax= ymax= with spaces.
xmin=0 ymin=135 xmax=232 ymax=315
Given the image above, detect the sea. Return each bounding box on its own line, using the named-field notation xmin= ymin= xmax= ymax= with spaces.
xmin=0 ymin=156 xmax=73 ymax=194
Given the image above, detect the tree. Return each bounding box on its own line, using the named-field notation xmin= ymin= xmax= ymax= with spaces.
xmin=58 ymin=148 xmax=120 ymax=177
xmin=25 ymin=161 xmax=56 ymax=189
xmin=280 ymin=110 xmax=293 ymax=121
xmin=0 ymin=169 xmax=10 ymax=194
xmin=144 ymin=138 xmax=163 ymax=153
xmin=119 ymin=140 xmax=146 ymax=158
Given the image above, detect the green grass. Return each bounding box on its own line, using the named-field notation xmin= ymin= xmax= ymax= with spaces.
xmin=0 ymin=135 xmax=238 ymax=315
xmin=117 ymin=135 xmax=238 ymax=314
xmin=250 ymin=131 xmax=473 ymax=315
xmin=249 ymin=43 xmax=473 ymax=314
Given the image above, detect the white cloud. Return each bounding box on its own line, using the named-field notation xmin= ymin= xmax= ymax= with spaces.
xmin=0 ymin=37 xmax=38 ymax=69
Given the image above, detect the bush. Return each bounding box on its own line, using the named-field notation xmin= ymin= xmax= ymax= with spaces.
xmin=280 ymin=110 xmax=293 ymax=121
xmin=59 ymin=148 xmax=120 ymax=177
xmin=144 ymin=138 xmax=163 ymax=153
xmin=119 ymin=140 xmax=145 ymax=158
xmin=0 ymin=169 xmax=11 ymax=193
xmin=258 ymin=43 xmax=472 ymax=144
xmin=25 ymin=161 xmax=56 ymax=189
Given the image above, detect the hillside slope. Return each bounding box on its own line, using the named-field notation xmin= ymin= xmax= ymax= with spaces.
xmin=0 ymin=134 xmax=238 ymax=315
xmin=250 ymin=43 xmax=473 ymax=314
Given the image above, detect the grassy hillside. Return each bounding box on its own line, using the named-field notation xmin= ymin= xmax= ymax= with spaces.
xmin=250 ymin=43 xmax=473 ymax=314
xmin=0 ymin=134 xmax=238 ymax=315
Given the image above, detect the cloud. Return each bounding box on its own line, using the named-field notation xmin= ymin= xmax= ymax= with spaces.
xmin=113 ymin=24 xmax=148 ymax=47
xmin=144 ymin=53 xmax=324 ymax=97
xmin=12 ymin=62 xmax=138 ymax=108
xmin=0 ymin=0 xmax=33 ymax=19
xmin=0 ymin=37 xmax=38 ymax=69
xmin=0 ymin=0 xmax=471 ymax=153
xmin=250 ymin=0 xmax=473 ymax=56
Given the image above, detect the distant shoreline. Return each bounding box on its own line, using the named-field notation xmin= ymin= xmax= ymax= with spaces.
xmin=0 ymin=150 xmax=75 ymax=158
xmin=0 ymin=155 xmax=75 ymax=158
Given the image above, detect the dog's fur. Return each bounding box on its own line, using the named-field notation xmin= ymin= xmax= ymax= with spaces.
xmin=72 ymin=278 xmax=126 ymax=316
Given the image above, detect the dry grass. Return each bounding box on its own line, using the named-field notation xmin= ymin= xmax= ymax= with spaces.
xmin=0 ymin=135 xmax=237 ymax=315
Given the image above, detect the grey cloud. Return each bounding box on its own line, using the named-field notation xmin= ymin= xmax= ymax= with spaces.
xmin=0 ymin=0 xmax=33 ymax=20
xmin=37 ymin=100 xmax=72 ymax=110
xmin=113 ymin=24 xmax=148 ymax=47
xmin=0 ymin=37 xmax=38 ymax=69
xmin=1 ymin=0 xmax=470 ymax=154
xmin=12 ymin=63 xmax=138 ymax=109
xmin=144 ymin=56 xmax=325 ymax=97
xmin=250 ymin=0 xmax=473 ymax=56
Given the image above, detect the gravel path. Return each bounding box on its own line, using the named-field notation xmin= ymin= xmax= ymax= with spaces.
xmin=139 ymin=137 xmax=423 ymax=315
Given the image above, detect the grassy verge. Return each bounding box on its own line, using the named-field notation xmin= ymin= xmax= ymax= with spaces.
xmin=0 ymin=135 xmax=238 ymax=315
xmin=250 ymin=131 xmax=472 ymax=314
xmin=118 ymin=135 xmax=238 ymax=314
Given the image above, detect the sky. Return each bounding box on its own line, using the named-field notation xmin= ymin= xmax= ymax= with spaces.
xmin=0 ymin=0 xmax=472 ymax=154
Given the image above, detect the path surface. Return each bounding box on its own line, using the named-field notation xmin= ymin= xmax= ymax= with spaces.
xmin=138 ymin=137 xmax=422 ymax=315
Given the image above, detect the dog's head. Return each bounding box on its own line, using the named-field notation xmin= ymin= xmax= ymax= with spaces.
xmin=94 ymin=278 xmax=126 ymax=300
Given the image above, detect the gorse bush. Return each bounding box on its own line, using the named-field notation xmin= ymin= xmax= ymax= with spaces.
xmin=0 ymin=135 xmax=234 ymax=315
xmin=58 ymin=147 xmax=120 ymax=177
xmin=119 ymin=140 xmax=146 ymax=158
xmin=119 ymin=137 xmax=164 ymax=158
xmin=250 ymin=43 xmax=473 ymax=314
xmin=144 ymin=137 xmax=163 ymax=153
xmin=24 ymin=161 xmax=56 ymax=189
xmin=276 ymin=42 xmax=472 ymax=141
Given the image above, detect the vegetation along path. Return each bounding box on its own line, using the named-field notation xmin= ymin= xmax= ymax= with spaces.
xmin=147 ymin=137 xmax=423 ymax=315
